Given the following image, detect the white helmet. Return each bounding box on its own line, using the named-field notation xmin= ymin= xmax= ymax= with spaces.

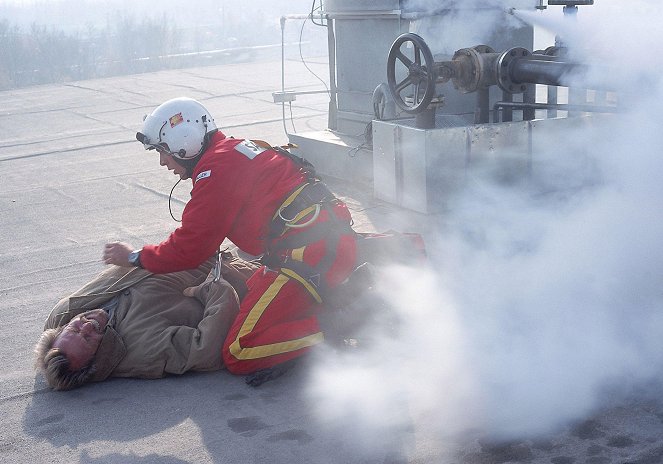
xmin=136 ymin=97 xmax=217 ymax=159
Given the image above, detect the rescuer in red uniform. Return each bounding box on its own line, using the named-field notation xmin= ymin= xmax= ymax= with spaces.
xmin=103 ymin=97 xmax=360 ymax=378
xmin=103 ymin=97 xmax=425 ymax=382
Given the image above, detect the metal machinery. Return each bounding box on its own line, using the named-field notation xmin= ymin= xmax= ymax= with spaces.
xmin=286 ymin=0 xmax=616 ymax=213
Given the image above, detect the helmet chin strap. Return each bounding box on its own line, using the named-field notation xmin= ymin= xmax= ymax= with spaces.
xmin=172 ymin=127 xmax=218 ymax=177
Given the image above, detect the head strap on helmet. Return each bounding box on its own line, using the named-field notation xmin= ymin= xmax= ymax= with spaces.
xmin=135 ymin=127 xmax=189 ymax=159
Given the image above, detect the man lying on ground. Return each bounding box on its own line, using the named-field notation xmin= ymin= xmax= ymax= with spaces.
xmin=35 ymin=251 xmax=258 ymax=390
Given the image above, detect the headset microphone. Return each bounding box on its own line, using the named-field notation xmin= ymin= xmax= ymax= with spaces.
xmin=168 ymin=179 xmax=183 ymax=223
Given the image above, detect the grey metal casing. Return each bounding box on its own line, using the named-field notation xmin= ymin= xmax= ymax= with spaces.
xmin=373 ymin=115 xmax=602 ymax=214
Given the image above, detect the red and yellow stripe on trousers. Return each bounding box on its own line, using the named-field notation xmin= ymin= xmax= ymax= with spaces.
xmin=221 ymin=202 xmax=356 ymax=375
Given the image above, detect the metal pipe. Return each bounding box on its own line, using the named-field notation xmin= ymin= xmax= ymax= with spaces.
xmin=501 ymin=91 xmax=513 ymax=122
xmin=493 ymin=101 xmax=621 ymax=123
xmin=451 ymin=47 xmax=615 ymax=96
xmin=509 ymin=57 xmax=618 ymax=93
xmin=323 ymin=10 xmax=401 ymax=19
xmin=327 ymin=16 xmax=338 ymax=130
xmin=401 ymin=7 xmax=501 ymax=20
xmin=510 ymin=59 xmax=586 ymax=87
xmin=547 ymin=85 xmax=558 ymax=118
xmin=523 ymin=84 xmax=536 ymax=121
xmin=416 ymin=108 xmax=436 ymax=129
xmin=476 ymin=88 xmax=490 ymax=124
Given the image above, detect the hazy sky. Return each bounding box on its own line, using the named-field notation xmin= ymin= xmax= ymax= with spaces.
xmin=0 ymin=0 xmax=319 ymax=30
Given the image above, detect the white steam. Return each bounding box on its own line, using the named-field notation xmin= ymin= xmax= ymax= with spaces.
xmin=307 ymin=0 xmax=663 ymax=448
xmin=405 ymin=0 xmax=533 ymax=55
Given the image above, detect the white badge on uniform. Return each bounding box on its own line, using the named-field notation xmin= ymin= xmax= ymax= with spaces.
xmin=195 ymin=170 xmax=211 ymax=183
xmin=235 ymin=140 xmax=267 ymax=160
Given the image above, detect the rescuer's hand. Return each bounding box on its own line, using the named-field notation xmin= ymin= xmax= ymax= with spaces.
xmin=103 ymin=241 xmax=134 ymax=267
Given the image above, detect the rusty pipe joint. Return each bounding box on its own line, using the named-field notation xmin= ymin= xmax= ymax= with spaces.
xmin=447 ymin=45 xmax=498 ymax=94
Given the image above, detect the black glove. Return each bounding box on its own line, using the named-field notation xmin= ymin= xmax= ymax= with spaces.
xmin=244 ymin=358 xmax=300 ymax=387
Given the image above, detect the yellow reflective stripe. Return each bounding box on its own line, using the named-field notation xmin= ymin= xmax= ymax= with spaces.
xmin=280 ymin=268 xmax=322 ymax=304
xmin=228 ymin=274 xmax=324 ymax=361
xmin=272 ymin=184 xmax=308 ymax=220
xmin=289 ymin=205 xmax=317 ymax=225
xmin=291 ymin=246 xmax=305 ymax=262
xmin=231 ymin=332 xmax=324 ymax=361
xmin=233 ymin=274 xmax=288 ymax=342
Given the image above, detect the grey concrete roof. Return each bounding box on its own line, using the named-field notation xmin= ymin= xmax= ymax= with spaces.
xmin=2 ymin=58 xmax=662 ymax=464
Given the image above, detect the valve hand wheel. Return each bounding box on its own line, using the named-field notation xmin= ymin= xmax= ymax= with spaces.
xmin=387 ymin=33 xmax=436 ymax=114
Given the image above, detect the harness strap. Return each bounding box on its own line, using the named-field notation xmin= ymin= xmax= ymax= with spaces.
xmin=251 ymin=139 xmax=316 ymax=181
xmin=268 ymin=181 xmax=335 ymax=239
xmin=251 ymin=140 xmax=297 ymax=151
xmin=263 ymin=203 xmax=354 ymax=302
xmin=272 ymin=184 xmax=308 ymax=222
xmin=280 ymin=267 xmax=323 ymax=304
xmin=269 ymin=220 xmax=330 ymax=252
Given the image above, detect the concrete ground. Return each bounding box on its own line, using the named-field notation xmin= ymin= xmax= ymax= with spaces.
xmin=2 ymin=57 xmax=663 ymax=464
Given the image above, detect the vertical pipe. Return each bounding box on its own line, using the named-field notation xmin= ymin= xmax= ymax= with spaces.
xmin=527 ymin=120 xmax=533 ymax=175
xmin=415 ymin=108 xmax=436 ymax=129
xmin=523 ymin=84 xmax=536 ymax=120
xmin=547 ymin=85 xmax=558 ymax=118
xmin=327 ymin=15 xmax=338 ymax=130
xmin=280 ymin=16 xmax=290 ymax=137
xmin=563 ymin=5 xmax=579 ymax=17
xmin=502 ymin=90 xmax=513 ymax=122
xmin=562 ymin=4 xmax=583 ymax=117
xmin=394 ymin=125 xmax=404 ymax=206
xmin=476 ymin=87 xmax=490 ymax=124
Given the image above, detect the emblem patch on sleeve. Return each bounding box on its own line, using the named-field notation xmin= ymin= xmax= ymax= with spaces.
xmin=169 ymin=112 xmax=184 ymax=127
xmin=195 ymin=169 xmax=211 ymax=183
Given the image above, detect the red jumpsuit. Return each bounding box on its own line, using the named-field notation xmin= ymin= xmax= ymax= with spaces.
xmin=140 ymin=132 xmax=357 ymax=374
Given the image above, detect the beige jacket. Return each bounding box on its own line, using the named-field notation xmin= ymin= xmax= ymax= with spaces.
xmin=44 ymin=256 xmax=254 ymax=381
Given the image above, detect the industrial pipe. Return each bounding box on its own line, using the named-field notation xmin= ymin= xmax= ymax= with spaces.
xmin=387 ymin=33 xmax=615 ymax=114
xmin=497 ymin=47 xmax=591 ymax=92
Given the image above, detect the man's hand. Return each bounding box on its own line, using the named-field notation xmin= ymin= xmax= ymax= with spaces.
xmin=103 ymin=242 xmax=134 ymax=267
xmin=183 ymin=269 xmax=217 ymax=298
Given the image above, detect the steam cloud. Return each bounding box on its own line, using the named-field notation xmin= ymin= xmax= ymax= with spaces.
xmin=306 ymin=0 xmax=663 ymax=450
xmin=404 ymin=0 xmax=534 ymax=54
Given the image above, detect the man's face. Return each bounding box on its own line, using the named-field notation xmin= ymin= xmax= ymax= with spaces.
xmin=52 ymin=309 xmax=109 ymax=371
xmin=158 ymin=149 xmax=189 ymax=180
